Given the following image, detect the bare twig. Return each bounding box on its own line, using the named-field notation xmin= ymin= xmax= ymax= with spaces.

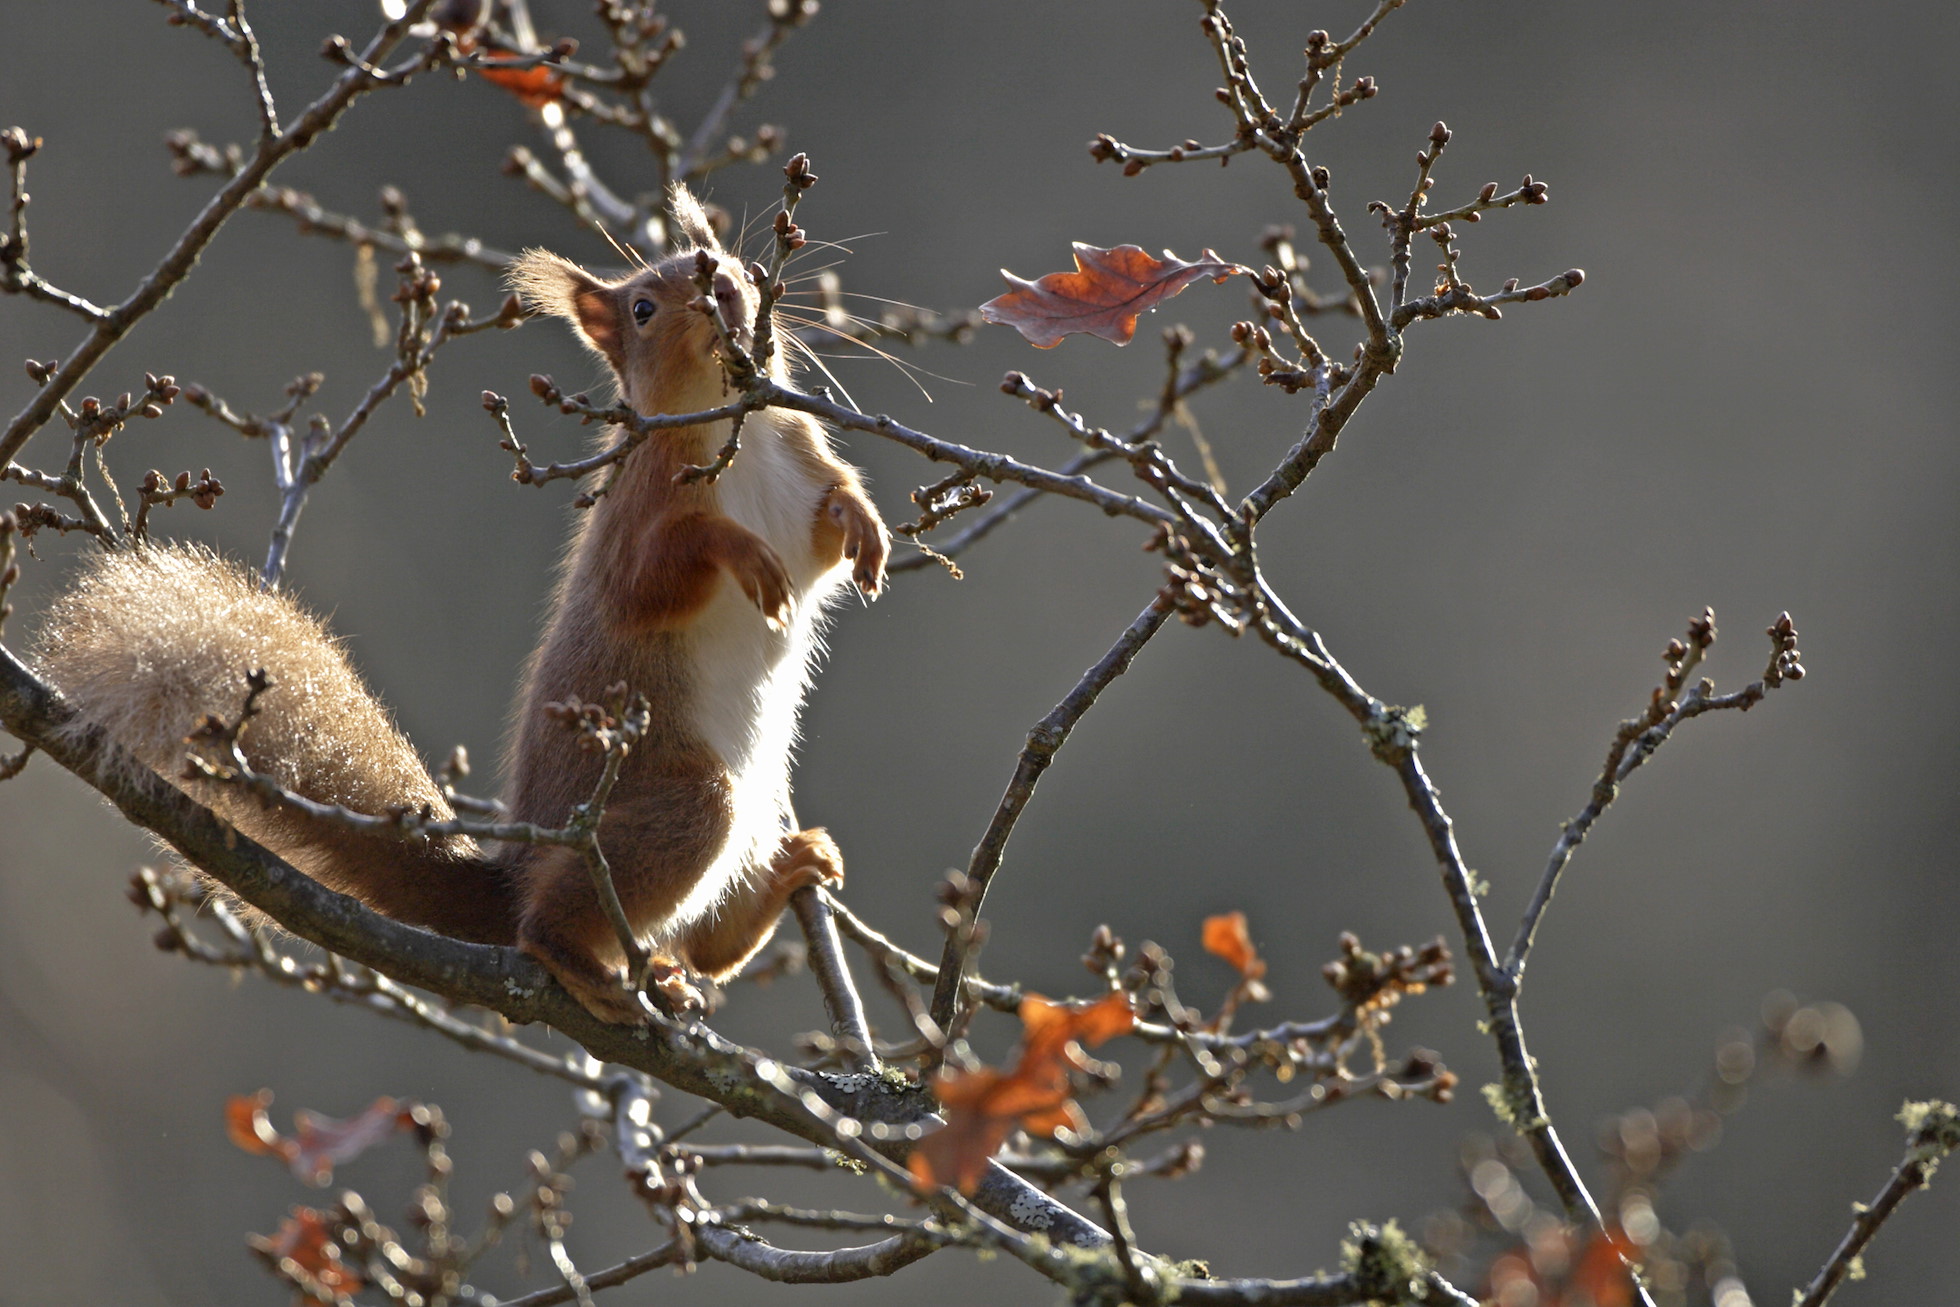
xmin=1794 ymin=1100 xmax=1960 ymax=1307
xmin=1506 ymin=611 xmax=1804 ymax=981
xmin=0 ymin=0 xmax=449 ymax=469
xmin=246 ymin=183 xmax=513 ymax=269
xmin=261 ymin=280 xmax=520 ymax=584
xmin=1 ymin=128 xmax=110 ymax=320
xmin=929 ymin=594 xmax=1175 ymax=1036
xmin=494 ymin=1241 xmax=683 ymax=1307
xmin=677 ymin=0 xmax=817 ymax=180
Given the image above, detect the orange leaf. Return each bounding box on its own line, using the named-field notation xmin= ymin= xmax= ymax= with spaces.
xmin=981 ymin=244 xmax=1249 ymax=348
xmin=912 ymin=991 xmax=1134 ymax=1193
xmin=1202 ymin=911 xmax=1267 ymax=981
xmin=227 ymin=1091 xmax=416 ymax=1186
xmin=1565 ymin=1226 xmax=1637 ymax=1307
xmin=450 ymin=30 xmax=568 ymax=108
xmin=249 ymin=1207 xmax=364 ymax=1305
xmin=227 ymin=1090 xmax=298 ymax=1167
xmin=477 ymin=63 xmax=567 ymax=108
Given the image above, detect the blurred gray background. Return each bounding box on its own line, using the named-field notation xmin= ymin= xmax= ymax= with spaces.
xmin=2 ymin=2 xmax=1955 ymax=1303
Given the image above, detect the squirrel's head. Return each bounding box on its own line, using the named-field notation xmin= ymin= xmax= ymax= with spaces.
xmin=509 ymin=185 xmax=763 ymax=416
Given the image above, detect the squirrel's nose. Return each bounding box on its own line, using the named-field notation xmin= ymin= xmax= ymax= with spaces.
xmin=713 ymin=273 xmax=751 ymax=336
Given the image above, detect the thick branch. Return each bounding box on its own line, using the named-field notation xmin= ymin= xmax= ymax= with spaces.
xmin=791 ymin=886 xmax=877 ymax=1073
xmin=694 ymin=1223 xmax=948 ymax=1284
xmin=0 ymin=642 xmax=1111 ymax=1252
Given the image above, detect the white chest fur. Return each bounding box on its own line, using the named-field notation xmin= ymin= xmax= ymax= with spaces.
xmin=669 ymin=412 xmax=847 ymax=924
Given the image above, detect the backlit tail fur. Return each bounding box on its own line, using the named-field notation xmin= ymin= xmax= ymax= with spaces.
xmin=34 ymin=543 xmax=516 ymax=943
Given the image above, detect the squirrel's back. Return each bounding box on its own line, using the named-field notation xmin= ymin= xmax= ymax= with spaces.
xmin=35 ymin=543 xmax=516 ymax=942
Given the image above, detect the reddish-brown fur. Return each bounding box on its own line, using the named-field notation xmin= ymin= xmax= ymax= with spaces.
xmin=39 ymin=189 xmax=887 ymax=1024
xmin=497 ymin=223 xmax=887 ymax=1020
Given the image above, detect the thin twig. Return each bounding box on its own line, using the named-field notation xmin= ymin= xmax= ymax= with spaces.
xmin=1793 ymin=1100 xmax=1960 ymax=1307
xmin=1507 ymin=611 xmax=1802 ymax=980
xmin=929 ymin=594 xmax=1175 ymax=1036
xmin=0 ymin=0 xmax=448 ymax=468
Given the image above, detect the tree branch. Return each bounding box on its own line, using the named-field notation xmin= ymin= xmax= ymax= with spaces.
xmin=1793 ymin=1100 xmax=1960 ymax=1307
xmin=929 ymin=594 xmax=1174 ymax=1035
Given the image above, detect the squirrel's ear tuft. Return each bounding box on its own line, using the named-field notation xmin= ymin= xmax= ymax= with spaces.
xmin=666 ymin=184 xmax=720 ymax=252
xmin=509 ymin=248 xmax=625 ymax=373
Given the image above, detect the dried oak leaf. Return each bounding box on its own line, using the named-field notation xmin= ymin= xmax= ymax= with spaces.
xmin=477 ymin=61 xmax=567 ymax=108
xmin=911 ymin=991 xmax=1135 ymax=1193
xmin=227 ymin=1090 xmax=417 ymax=1186
xmin=451 ymin=30 xmax=568 ymax=108
xmin=1487 ymin=1225 xmax=1636 ymax=1307
xmin=1562 ymin=1226 xmax=1638 ymax=1307
xmin=249 ymin=1206 xmax=363 ymax=1306
xmin=981 ymin=244 xmax=1250 ymax=348
xmin=1202 ymin=910 xmax=1267 ymax=982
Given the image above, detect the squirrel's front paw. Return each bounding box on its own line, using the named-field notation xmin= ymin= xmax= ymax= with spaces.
xmin=728 ymin=536 xmax=794 ymax=627
xmin=824 ymin=490 xmax=889 ymax=599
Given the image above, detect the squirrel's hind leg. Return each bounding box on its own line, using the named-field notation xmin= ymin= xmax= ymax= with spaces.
xmin=681 ymin=827 xmax=844 ymax=982
xmin=513 ymin=781 xmax=731 ymax=1023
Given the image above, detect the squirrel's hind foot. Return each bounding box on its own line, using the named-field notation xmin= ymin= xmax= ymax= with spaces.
xmin=519 ymin=932 xmax=650 ymax=1025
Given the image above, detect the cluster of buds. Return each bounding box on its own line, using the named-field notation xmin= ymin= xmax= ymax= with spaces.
xmin=140 ymin=467 xmax=223 ymax=509
xmin=1763 ymin=610 xmax=1805 ymax=687
xmin=1152 ymin=525 xmax=1244 ymax=631
xmin=527 ymin=372 xmax=606 ymax=421
xmin=543 ymin=682 xmax=650 ymax=756
xmin=0 ymin=126 xmax=38 ymax=164
xmin=67 ymin=372 xmax=183 ymax=442
xmin=163 ymin=127 xmax=242 ymax=178
xmin=1650 ymin=606 xmax=1718 ymax=717
xmin=135 ymin=467 xmax=225 ymax=537
xmin=897 ymin=469 xmax=991 ymax=540
xmin=1081 ymin=923 xmax=1127 ymax=983
xmin=392 ymin=250 xmax=440 ymax=309
xmin=1323 ymin=932 xmax=1454 ymax=1016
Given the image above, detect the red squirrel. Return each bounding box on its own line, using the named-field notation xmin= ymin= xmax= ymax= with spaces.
xmin=33 ymin=187 xmax=889 ymax=1023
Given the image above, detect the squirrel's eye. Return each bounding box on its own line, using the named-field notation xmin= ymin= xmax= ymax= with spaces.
xmin=632 ymin=298 xmax=655 ymax=326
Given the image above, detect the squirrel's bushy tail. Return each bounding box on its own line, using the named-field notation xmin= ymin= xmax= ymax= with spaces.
xmin=34 ymin=543 xmax=517 ymax=944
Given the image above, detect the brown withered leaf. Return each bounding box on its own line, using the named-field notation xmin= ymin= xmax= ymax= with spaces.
xmin=911 ymin=991 xmax=1135 ymax=1193
xmin=1203 ymin=910 xmax=1268 ymax=982
xmin=477 ymin=61 xmax=567 ymax=108
xmin=227 ymin=1090 xmax=417 ymax=1186
xmin=449 ymin=30 xmax=568 ymax=108
xmin=249 ymin=1206 xmax=364 ymax=1305
xmin=981 ymin=244 xmax=1250 ymax=348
